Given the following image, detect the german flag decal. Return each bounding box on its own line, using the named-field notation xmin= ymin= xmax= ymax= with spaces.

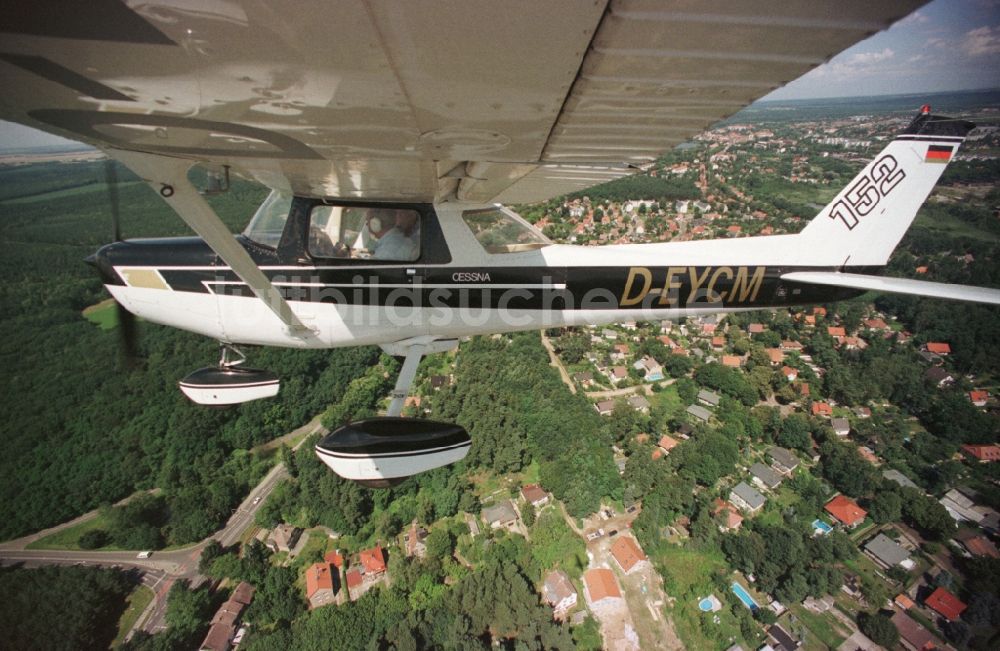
xmin=926 ymin=144 xmax=953 ymax=163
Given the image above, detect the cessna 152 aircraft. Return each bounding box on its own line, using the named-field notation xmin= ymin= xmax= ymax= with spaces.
xmin=3 ymin=0 xmax=998 ymax=485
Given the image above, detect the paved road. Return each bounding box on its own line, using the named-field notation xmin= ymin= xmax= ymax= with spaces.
xmin=0 ymin=418 xmax=320 ymax=639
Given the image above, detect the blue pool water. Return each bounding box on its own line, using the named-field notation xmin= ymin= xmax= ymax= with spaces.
xmin=731 ymin=582 xmax=759 ymax=610
xmin=698 ymin=598 xmax=713 ymax=612
xmin=812 ymin=519 xmax=833 ymax=535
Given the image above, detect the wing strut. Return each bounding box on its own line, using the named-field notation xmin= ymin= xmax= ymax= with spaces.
xmin=108 ymin=149 xmax=315 ymax=338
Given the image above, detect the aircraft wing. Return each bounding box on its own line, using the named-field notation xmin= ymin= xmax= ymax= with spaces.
xmin=1 ymin=0 xmax=925 ymax=203
xmin=781 ymin=271 xmax=1000 ymax=306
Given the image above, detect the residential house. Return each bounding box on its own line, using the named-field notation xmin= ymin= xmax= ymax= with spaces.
xmin=610 ymin=535 xmax=648 ymax=573
xmin=711 ymin=336 xmax=726 ymax=349
xmin=958 ymin=533 xmax=1000 ymax=559
xmin=632 ymin=355 xmax=663 ymax=382
xmin=583 ymin=568 xmax=622 ymax=606
xmin=831 ymin=418 xmax=851 ymax=437
xmin=811 ymin=402 xmax=832 ymax=417
xmin=766 ymin=624 xmax=801 ymax=651
xmin=520 ymin=484 xmax=549 ymax=508
xmin=825 ymin=495 xmax=867 ymax=528
xmin=781 ymin=366 xmax=798 ymax=382
xmin=633 ymin=356 xmax=663 ymax=381
xmin=601 ymin=329 xmax=617 ymax=340
xmin=729 ymin=482 xmax=765 ymax=514
xmin=969 ymin=390 xmax=989 ymax=407
xmin=961 ymin=444 xmax=1000 ymax=463
xmin=403 ymin=523 xmax=428 ymax=558
xmin=924 ymin=366 xmax=954 ymax=387
xmin=482 ymin=500 xmax=518 ymax=530
xmin=749 ymin=463 xmax=782 ymax=491
xmin=199 ymin=582 xmax=255 ymax=651
xmin=267 ymin=524 xmax=302 ymax=553
xmin=924 ymin=587 xmax=966 ymax=622
xmin=542 ymin=570 xmax=578 ymax=618
xmin=712 ymin=499 xmax=744 ymax=532
xmin=595 ymin=399 xmax=615 ymax=416
xmin=748 ymin=323 xmax=765 ymax=335
xmin=864 ymin=318 xmax=888 ymax=330
xmin=627 ymin=394 xmax=651 ymax=413
xmin=609 ymin=366 xmax=628 ymax=383
xmin=854 ymin=406 xmax=872 ymax=419
xmin=359 ymin=543 xmax=387 ymax=581
xmin=891 ymin=611 xmax=938 ymax=651
xmin=572 ymin=371 xmax=595 ymax=388
xmin=827 ymin=326 xmax=846 ymax=338
xmin=429 ymin=375 xmax=451 ymax=390
xmin=305 ymin=562 xmax=338 ymax=609
xmin=925 ymin=342 xmax=951 ymax=355
xmin=768 ymin=447 xmax=799 ymax=475
xmin=864 ymin=534 xmax=913 ymax=570
xmin=780 ymin=340 xmax=803 ymax=352
xmin=883 ymin=469 xmax=919 ymax=490
xmin=697 ymin=389 xmax=721 ymax=407
xmin=657 ymin=435 xmax=679 ymax=455
xmin=610 ymin=343 xmax=629 ymax=361
xmin=345 ymin=568 xmax=363 ymax=594
xmin=721 ymin=355 xmax=742 ymax=368
xmin=686 ymin=404 xmax=712 ymax=422
xmin=940 ymin=488 xmax=985 ymax=523
xmin=765 ymin=348 xmax=785 ymax=365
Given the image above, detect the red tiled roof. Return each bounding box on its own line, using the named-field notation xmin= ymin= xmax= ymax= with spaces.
xmin=926 ymin=342 xmax=951 ymax=354
xmin=521 ymin=484 xmax=548 ymax=504
xmin=360 ymin=543 xmax=387 ymax=574
xmin=895 ymin=593 xmax=915 ymax=610
xmin=712 ymin=336 xmax=725 ymax=347
xmin=305 ymin=563 xmax=335 ymax=599
xmin=825 ymin=495 xmax=867 ymax=526
xmin=969 ymin=390 xmax=988 ymax=404
xmin=584 ymin=568 xmax=621 ymax=602
xmin=798 ymin=383 xmax=810 ymax=396
xmin=963 ymin=535 xmax=1000 ymax=558
xmin=813 ymin=307 xmax=827 ymax=316
xmin=651 ymin=448 xmax=663 ymax=460
xmin=345 ymin=567 xmax=363 ymax=588
xmin=812 ymin=402 xmax=832 ymax=416
xmin=782 ymin=365 xmax=798 ymax=378
xmin=722 ymin=355 xmax=741 ymax=367
xmin=961 ymin=444 xmax=1000 ymax=462
xmin=748 ymin=324 xmax=765 ymax=333
xmin=610 ymin=536 xmax=647 ymax=573
xmin=827 ymin=326 xmax=846 ymax=337
xmin=658 ymin=435 xmax=679 ymax=451
xmin=766 ymin=349 xmax=784 ymax=363
xmin=325 ymin=550 xmax=344 ymax=568
xmin=925 ymin=587 xmax=966 ymax=621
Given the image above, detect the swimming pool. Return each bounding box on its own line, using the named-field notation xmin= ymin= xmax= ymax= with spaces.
xmin=698 ymin=595 xmax=722 ymax=612
xmin=812 ymin=519 xmax=833 ymax=535
xmin=731 ymin=582 xmax=759 ymax=610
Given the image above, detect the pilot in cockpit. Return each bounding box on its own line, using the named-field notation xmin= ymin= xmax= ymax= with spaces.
xmin=372 ymin=210 xmax=420 ymax=261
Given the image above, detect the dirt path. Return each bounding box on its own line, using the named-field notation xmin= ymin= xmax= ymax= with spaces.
xmin=585 ymin=378 xmax=676 ymax=400
xmin=540 ymin=331 xmax=577 ymax=394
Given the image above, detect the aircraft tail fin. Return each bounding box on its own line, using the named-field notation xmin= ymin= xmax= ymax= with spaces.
xmin=797 ymin=107 xmax=976 ymax=267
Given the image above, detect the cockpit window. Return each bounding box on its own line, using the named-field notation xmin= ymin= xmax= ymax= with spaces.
xmin=461 ymin=207 xmax=551 ymax=254
xmin=308 ymin=205 xmax=421 ymax=262
xmin=243 ymin=190 xmax=292 ymax=248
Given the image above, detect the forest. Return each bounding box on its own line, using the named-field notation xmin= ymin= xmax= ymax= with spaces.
xmin=0 ymin=161 xmax=378 ymax=543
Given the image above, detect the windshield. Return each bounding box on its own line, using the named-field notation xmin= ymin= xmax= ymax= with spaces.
xmin=243 ymin=190 xmax=292 ymax=248
xmin=461 ymin=207 xmax=551 ymax=254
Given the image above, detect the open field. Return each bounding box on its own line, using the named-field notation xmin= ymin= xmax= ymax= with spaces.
xmin=112 ymin=584 xmax=155 ymax=648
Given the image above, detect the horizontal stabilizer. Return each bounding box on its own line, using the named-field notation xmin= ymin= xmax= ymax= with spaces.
xmin=781 ymin=272 xmax=1000 ymax=306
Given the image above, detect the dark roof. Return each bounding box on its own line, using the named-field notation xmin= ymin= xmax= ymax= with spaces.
xmin=749 ymin=463 xmax=782 ymax=489
xmin=768 ymin=446 xmax=799 ymax=470
xmin=767 ymin=624 xmax=800 ymax=651
xmin=864 ymin=533 xmax=909 ymax=567
xmin=891 ymin=611 xmax=936 ymax=651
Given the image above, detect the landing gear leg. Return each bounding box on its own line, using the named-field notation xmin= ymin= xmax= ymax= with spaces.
xmin=380 ymin=337 xmax=459 ymax=417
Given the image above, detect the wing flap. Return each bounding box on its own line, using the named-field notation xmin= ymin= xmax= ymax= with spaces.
xmin=781 ymin=272 xmax=1000 ymax=305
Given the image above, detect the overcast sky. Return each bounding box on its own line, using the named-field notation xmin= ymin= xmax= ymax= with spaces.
xmin=2 ymin=0 xmax=998 ymax=149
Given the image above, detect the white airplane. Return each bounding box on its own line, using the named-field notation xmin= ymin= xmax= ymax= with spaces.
xmin=2 ymin=0 xmax=996 ymax=485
